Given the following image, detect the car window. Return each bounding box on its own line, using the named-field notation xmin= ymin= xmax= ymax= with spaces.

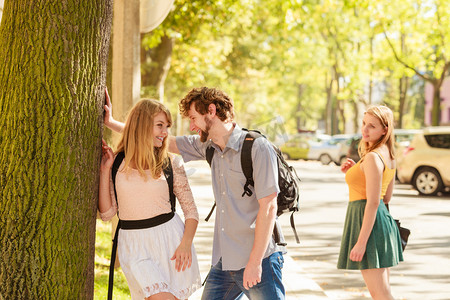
xmin=424 ymin=134 xmax=450 ymax=149
xmin=396 ymin=134 xmax=414 ymax=143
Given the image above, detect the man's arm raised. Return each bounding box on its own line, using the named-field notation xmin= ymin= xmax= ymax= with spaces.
xmin=168 ymin=136 xmax=180 ymax=154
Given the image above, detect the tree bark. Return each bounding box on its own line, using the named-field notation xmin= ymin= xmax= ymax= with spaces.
xmin=398 ymin=76 xmax=409 ymax=128
xmin=352 ymin=101 xmax=359 ymax=133
xmin=431 ymin=82 xmax=441 ymax=126
xmin=336 ymin=100 xmax=345 ymax=134
xmin=0 ymin=0 xmax=112 ymax=298
xmin=325 ymin=71 xmax=334 ymax=135
xmin=295 ymin=83 xmax=304 ymax=132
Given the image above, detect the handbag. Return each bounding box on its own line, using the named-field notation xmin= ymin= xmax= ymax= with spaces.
xmin=385 ymin=204 xmax=411 ymax=251
xmin=394 ymin=219 xmax=410 ymax=251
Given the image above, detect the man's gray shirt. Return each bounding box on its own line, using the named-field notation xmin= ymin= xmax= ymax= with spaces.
xmin=176 ymin=124 xmax=286 ymax=270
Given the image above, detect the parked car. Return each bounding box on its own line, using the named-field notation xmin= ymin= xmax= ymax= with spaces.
xmin=393 ymin=129 xmax=422 ymax=159
xmin=342 ymin=134 xmax=362 ymax=163
xmin=308 ymin=134 xmax=353 ymax=165
xmin=279 ymin=134 xmax=310 ymax=160
xmin=280 ymin=133 xmax=331 ymax=160
xmin=345 ymin=129 xmax=421 ymax=163
xmin=397 ymin=126 xmax=450 ymax=196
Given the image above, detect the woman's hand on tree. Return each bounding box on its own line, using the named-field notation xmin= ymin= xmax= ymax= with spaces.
xmin=101 ymin=139 xmax=114 ymax=172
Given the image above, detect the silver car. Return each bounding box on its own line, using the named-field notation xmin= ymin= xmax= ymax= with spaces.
xmin=397 ymin=127 xmax=450 ymax=195
xmin=308 ymin=134 xmax=353 ymax=165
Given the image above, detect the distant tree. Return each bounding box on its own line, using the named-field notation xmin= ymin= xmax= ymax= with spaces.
xmin=381 ymin=0 xmax=450 ymax=126
xmin=0 ymin=0 xmax=112 ymax=298
xmin=140 ymin=0 xmax=239 ymax=101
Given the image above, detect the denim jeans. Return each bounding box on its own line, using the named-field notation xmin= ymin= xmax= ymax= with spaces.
xmin=201 ymin=252 xmax=285 ymax=300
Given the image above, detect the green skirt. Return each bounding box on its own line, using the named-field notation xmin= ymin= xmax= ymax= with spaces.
xmin=337 ymin=199 xmax=404 ymax=270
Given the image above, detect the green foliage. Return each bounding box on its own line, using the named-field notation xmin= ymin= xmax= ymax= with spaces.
xmin=142 ymin=0 xmax=448 ymax=136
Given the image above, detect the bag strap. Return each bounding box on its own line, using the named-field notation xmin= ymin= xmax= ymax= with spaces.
xmin=241 ymin=130 xmax=286 ymax=245
xmin=108 ymin=152 xmax=125 ymax=300
xmin=162 ymin=157 xmax=176 ymax=212
xmin=204 ymin=202 xmax=216 ymax=222
xmin=107 ymin=220 xmax=121 ymax=300
xmin=108 ymin=153 xmax=175 ymax=300
xmin=240 ymin=130 xmax=262 ymax=197
xmin=111 ymin=152 xmax=125 ymax=208
xmin=290 ymin=212 xmax=300 ymax=244
xmin=204 ymin=146 xmax=216 ymax=221
xmin=206 ymin=146 xmax=215 ymax=167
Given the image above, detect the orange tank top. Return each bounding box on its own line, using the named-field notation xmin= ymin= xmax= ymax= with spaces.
xmin=345 ymin=151 xmax=396 ymax=202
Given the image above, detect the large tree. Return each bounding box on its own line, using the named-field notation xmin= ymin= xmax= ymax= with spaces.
xmin=0 ymin=0 xmax=112 ymax=298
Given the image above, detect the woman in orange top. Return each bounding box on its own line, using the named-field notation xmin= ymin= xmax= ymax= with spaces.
xmin=337 ymin=105 xmax=403 ymax=300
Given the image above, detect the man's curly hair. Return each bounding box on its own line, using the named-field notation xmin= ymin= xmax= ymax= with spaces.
xmin=179 ymin=87 xmax=234 ymax=121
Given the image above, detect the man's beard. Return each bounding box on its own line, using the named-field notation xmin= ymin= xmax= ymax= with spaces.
xmin=200 ymin=116 xmax=212 ymax=143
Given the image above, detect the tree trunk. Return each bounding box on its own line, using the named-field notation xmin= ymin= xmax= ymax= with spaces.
xmin=337 ymin=100 xmax=345 ymax=134
xmin=352 ymin=100 xmax=359 ymax=133
xmin=368 ymin=35 xmax=374 ymax=105
xmin=431 ymin=82 xmax=441 ymax=126
xmin=141 ymin=34 xmax=175 ymax=101
xmin=398 ymin=76 xmax=409 ymax=128
xmin=295 ymin=83 xmax=304 ymax=132
xmin=325 ymin=72 xmax=334 ymax=135
xmin=0 ymin=1 xmax=112 ymax=298
xmin=333 ymin=70 xmax=342 ymax=135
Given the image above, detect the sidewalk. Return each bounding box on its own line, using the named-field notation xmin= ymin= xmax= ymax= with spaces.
xmin=184 ymin=160 xmax=332 ymax=300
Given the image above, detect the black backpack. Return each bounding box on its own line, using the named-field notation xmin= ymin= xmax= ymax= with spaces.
xmin=205 ymin=129 xmax=301 ymax=245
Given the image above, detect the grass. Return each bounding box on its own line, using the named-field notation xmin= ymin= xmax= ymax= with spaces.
xmin=94 ymin=219 xmax=130 ymax=299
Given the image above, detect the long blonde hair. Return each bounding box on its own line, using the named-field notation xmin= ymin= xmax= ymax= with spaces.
xmin=116 ymin=99 xmax=172 ymax=179
xmin=358 ymin=105 xmax=395 ymax=161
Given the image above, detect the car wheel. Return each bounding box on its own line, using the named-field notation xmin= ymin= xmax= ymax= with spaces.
xmin=282 ymin=152 xmax=290 ymax=160
xmin=412 ymin=167 xmax=444 ymax=196
xmin=338 ymin=156 xmax=347 ymax=166
xmin=319 ymin=154 xmax=332 ymax=165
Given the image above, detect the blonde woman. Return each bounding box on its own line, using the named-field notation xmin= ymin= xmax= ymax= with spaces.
xmin=338 ymin=105 xmax=403 ymax=300
xmin=99 ymin=98 xmax=201 ymax=300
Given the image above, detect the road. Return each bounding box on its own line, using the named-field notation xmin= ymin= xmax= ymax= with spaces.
xmin=184 ymin=159 xmax=450 ymax=300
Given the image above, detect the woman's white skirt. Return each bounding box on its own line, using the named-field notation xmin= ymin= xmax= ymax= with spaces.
xmin=118 ymin=213 xmax=201 ymax=299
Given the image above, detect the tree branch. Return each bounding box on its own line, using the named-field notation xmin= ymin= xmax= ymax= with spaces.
xmin=382 ymin=29 xmax=431 ymax=82
xmin=437 ymin=61 xmax=450 ymax=87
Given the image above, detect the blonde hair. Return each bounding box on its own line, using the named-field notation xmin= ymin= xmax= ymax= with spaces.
xmin=116 ymin=99 xmax=172 ymax=179
xmin=358 ymin=105 xmax=395 ymax=161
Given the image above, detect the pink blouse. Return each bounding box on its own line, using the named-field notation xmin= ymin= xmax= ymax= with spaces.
xmin=99 ymin=154 xmax=199 ymax=221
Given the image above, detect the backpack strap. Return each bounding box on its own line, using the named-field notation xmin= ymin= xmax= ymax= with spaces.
xmin=204 ymin=202 xmax=216 ymax=222
xmin=111 ymin=152 xmax=125 ymax=208
xmin=108 ymin=151 xmax=124 ymax=300
xmin=290 ymin=212 xmax=300 ymax=244
xmin=204 ymin=146 xmax=216 ymax=221
xmin=240 ymin=130 xmax=290 ymax=246
xmin=240 ymin=130 xmax=262 ymax=197
xmin=206 ymin=146 xmax=215 ymax=167
xmin=162 ymin=157 xmax=176 ymax=212
xmin=108 ymin=153 xmax=175 ymax=300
